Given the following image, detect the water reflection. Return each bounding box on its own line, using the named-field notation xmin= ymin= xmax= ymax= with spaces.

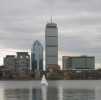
xmin=32 ymin=88 xmax=42 ymax=100
xmin=41 ymin=86 xmax=47 ymax=100
xmin=4 ymin=89 xmax=29 ymax=100
xmin=63 ymin=89 xmax=95 ymax=100
xmin=1 ymin=84 xmax=98 ymax=100
xmin=58 ymin=86 xmax=63 ymax=100
xmin=47 ymin=87 xmax=58 ymax=100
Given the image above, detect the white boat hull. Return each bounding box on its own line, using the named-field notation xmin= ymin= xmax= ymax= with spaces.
xmin=41 ymin=75 xmax=48 ymax=86
xmin=41 ymin=81 xmax=48 ymax=86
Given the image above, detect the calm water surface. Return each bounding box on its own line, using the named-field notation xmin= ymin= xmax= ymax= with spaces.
xmin=0 ymin=80 xmax=101 ymax=100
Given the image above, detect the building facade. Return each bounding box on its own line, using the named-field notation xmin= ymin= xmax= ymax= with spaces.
xmin=16 ymin=52 xmax=30 ymax=73
xmin=63 ymin=56 xmax=95 ymax=70
xmin=31 ymin=40 xmax=43 ymax=72
xmin=4 ymin=55 xmax=16 ymax=72
xmin=45 ymin=22 xmax=58 ymax=70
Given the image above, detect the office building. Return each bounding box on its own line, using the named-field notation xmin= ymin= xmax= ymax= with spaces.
xmin=31 ymin=40 xmax=43 ymax=71
xmin=16 ymin=52 xmax=30 ymax=73
xmin=4 ymin=55 xmax=16 ymax=72
xmin=63 ymin=56 xmax=95 ymax=70
xmin=45 ymin=21 xmax=58 ymax=70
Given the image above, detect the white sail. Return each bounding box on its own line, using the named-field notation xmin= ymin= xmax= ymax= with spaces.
xmin=41 ymin=75 xmax=48 ymax=86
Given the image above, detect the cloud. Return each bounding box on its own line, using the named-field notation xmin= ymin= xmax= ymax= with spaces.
xmin=0 ymin=0 xmax=101 ymax=68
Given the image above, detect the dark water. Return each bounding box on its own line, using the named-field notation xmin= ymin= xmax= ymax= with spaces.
xmin=0 ymin=80 xmax=101 ymax=100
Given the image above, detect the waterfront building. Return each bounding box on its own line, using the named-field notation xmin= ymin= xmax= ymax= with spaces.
xmin=4 ymin=55 xmax=16 ymax=72
xmin=45 ymin=21 xmax=58 ymax=70
xmin=63 ymin=56 xmax=95 ymax=70
xmin=31 ymin=40 xmax=43 ymax=72
xmin=16 ymin=52 xmax=30 ymax=73
xmin=48 ymin=64 xmax=60 ymax=72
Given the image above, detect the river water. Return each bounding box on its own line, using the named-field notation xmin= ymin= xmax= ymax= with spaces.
xmin=0 ymin=80 xmax=101 ymax=100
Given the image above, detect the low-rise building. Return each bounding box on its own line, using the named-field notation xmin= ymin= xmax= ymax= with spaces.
xmin=16 ymin=52 xmax=30 ymax=74
xmin=63 ymin=56 xmax=95 ymax=70
xmin=4 ymin=55 xmax=16 ymax=72
xmin=47 ymin=64 xmax=60 ymax=72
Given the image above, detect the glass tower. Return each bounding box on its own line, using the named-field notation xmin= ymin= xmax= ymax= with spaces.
xmin=31 ymin=40 xmax=43 ymax=71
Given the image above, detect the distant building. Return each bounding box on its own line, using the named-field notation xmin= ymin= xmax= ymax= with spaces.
xmin=16 ymin=52 xmax=30 ymax=73
xmin=45 ymin=22 xmax=58 ymax=70
xmin=4 ymin=55 xmax=16 ymax=72
xmin=31 ymin=40 xmax=43 ymax=72
xmin=48 ymin=64 xmax=60 ymax=72
xmin=63 ymin=56 xmax=95 ymax=70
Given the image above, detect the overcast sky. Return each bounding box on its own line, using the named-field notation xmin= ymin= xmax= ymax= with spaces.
xmin=0 ymin=0 xmax=101 ymax=68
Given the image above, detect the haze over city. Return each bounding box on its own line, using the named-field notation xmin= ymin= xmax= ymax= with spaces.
xmin=0 ymin=0 xmax=101 ymax=69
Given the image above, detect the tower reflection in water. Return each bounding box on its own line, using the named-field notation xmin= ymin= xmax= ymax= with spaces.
xmin=32 ymin=88 xmax=42 ymax=100
xmin=4 ymin=87 xmax=95 ymax=100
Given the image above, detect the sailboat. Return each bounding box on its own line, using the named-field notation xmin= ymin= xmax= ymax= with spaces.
xmin=41 ymin=75 xmax=48 ymax=86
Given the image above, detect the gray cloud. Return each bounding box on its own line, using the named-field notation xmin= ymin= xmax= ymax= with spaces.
xmin=0 ymin=0 xmax=101 ymax=68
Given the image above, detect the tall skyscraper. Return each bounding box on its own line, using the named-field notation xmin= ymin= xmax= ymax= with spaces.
xmin=31 ymin=40 xmax=43 ymax=71
xmin=45 ymin=21 xmax=58 ymax=69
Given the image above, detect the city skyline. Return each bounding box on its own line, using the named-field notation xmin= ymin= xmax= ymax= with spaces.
xmin=0 ymin=0 xmax=101 ymax=69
